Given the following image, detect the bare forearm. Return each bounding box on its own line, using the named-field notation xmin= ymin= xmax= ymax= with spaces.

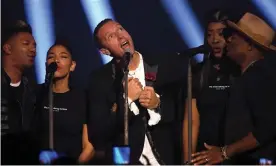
xmin=226 ymin=132 xmax=258 ymax=158
xmin=79 ymin=144 xmax=95 ymax=163
xmin=80 ymin=124 xmax=95 ymax=163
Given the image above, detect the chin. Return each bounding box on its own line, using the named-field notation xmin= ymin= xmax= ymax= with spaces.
xmin=213 ymin=53 xmax=223 ymax=59
xmin=54 ymin=73 xmax=65 ymax=79
xmin=24 ymin=63 xmax=34 ymax=68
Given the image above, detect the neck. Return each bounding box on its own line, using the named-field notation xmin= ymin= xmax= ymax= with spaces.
xmin=128 ymin=52 xmax=140 ymax=71
xmin=53 ymin=77 xmax=70 ymax=93
xmin=240 ymin=56 xmax=262 ymax=73
xmin=115 ymin=51 xmax=140 ymax=71
xmin=3 ymin=57 xmax=23 ymax=83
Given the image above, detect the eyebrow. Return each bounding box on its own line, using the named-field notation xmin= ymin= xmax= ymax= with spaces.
xmin=21 ymin=38 xmax=37 ymax=45
xmin=105 ymin=32 xmax=112 ymax=38
xmin=208 ymin=28 xmax=225 ymax=32
xmin=104 ymin=23 xmax=122 ymax=38
xmin=48 ymin=51 xmax=68 ymax=55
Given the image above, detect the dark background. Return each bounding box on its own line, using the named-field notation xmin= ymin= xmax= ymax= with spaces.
xmin=1 ymin=0 xmax=271 ymax=87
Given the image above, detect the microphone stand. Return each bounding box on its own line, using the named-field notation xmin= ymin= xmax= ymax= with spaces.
xmin=123 ymin=65 xmax=129 ymax=146
xmin=187 ymin=57 xmax=192 ymax=163
xmin=187 ymin=52 xmax=211 ymax=163
xmin=48 ymin=73 xmax=54 ymax=150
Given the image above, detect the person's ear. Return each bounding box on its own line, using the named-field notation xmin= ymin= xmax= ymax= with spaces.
xmin=2 ymin=43 xmax=12 ymax=55
xmin=70 ymin=61 xmax=76 ymax=72
xmin=100 ymin=48 xmax=111 ymax=56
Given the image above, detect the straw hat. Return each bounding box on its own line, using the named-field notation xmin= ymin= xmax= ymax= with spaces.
xmin=227 ymin=12 xmax=276 ymax=51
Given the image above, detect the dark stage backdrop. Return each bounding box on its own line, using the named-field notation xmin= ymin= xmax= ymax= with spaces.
xmin=1 ymin=0 xmax=268 ymax=88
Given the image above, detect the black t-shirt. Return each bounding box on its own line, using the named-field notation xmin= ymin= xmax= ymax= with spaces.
xmin=37 ymin=88 xmax=86 ymax=159
xmin=224 ymin=60 xmax=276 ymax=163
xmin=192 ymin=61 xmax=235 ymax=151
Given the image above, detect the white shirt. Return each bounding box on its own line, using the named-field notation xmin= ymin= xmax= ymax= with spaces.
xmin=10 ymin=81 xmax=21 ymax=87
xmin=127 ymin=52 xmax=161 ymax=165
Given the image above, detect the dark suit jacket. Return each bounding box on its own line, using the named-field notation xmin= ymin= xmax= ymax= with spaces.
xmin=1 ymin=69 xmax=39 ymax=164
xmin=87 ymin=53 xmax=188 ymax=164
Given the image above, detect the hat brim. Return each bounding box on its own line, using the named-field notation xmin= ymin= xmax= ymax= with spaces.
xmin=227 ymin=20 xmax=276 ymax=52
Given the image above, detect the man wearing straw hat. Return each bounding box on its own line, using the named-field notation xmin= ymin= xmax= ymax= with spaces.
xmin=190 ymin=13 xmax=276 ymax=165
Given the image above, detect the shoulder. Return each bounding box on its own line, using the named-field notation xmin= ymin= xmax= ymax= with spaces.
xmin=86 ymin=61 xmax=114 ymax=89
xmin=244 ymin=60 xmax=275 ymax=89
xmin=88 ymin=61 xmax=113 ymax=81
xmin=1 ymin=69 xmax=10 ymax=86
xmin=246 ymin=60 xmax=270 ymax=79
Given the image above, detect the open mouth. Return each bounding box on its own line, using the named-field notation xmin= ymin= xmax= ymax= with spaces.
xmin=28 ymin=56 xmax=35 ymax=61
xmin=28 ymin=54 xmax=35 ymax=58
xmin=56 ymin=66 xmax=62 ymax=71
xmin=213 ymin=47 xmax=222 ymax=53
xmin=121 ymin=41 xmax=130 ymax=49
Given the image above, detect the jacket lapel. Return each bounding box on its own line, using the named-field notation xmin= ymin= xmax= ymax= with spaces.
xmin=143 ymin=61 xmax=158 ymax=88
xmin=141 ymin=60 xmax=165 ymax=165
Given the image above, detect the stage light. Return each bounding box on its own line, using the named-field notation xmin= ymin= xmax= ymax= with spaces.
xmin=252 ymin=0 xmax=276 ymax=29
xmin=161 ymin=0 xmax=204 ymax=62
xmin=24 ymin=0 xmax=55 ymax=84
xmin=80 ymin=0 xmax=115 ymax=64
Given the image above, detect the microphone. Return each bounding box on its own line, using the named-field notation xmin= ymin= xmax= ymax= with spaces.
xmin=177 ymin=45 xmax=211 ymax=56
xmin=45 ymin=62 xmax=57 ymax=86
xmin=123 ymin=48 xmax=133 ymax=65
xmin=122 ymin=48 xmax=133 ymax=71
xmin=47 ymin=62 xmax=58 ymax=74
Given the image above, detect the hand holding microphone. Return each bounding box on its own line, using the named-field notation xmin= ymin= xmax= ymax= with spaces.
xmin=121 ymin=48 xmax=143 ymax=101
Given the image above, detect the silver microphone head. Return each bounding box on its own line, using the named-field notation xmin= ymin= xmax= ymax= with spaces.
xmin=123 ymin=48 xmax=133 ymax=60
xmin=124 ymin=48 xmax=133 ymax=57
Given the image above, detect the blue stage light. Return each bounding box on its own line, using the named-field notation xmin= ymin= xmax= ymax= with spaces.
xmin=252 ymin=0 xmax=276 ymax=29
xmin=161 ymin=0 xmax=204 ymax=62
xmin=80 ymin=0 xmax=115 ymax=64
xmin=24 ymin=0 xmax=55 ymax=84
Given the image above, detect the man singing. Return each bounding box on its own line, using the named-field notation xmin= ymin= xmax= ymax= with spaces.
xmin=1 ymin=20 xmax=38 ymax=164
xmin=87 ymin=19 xmax=188 ymax=164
